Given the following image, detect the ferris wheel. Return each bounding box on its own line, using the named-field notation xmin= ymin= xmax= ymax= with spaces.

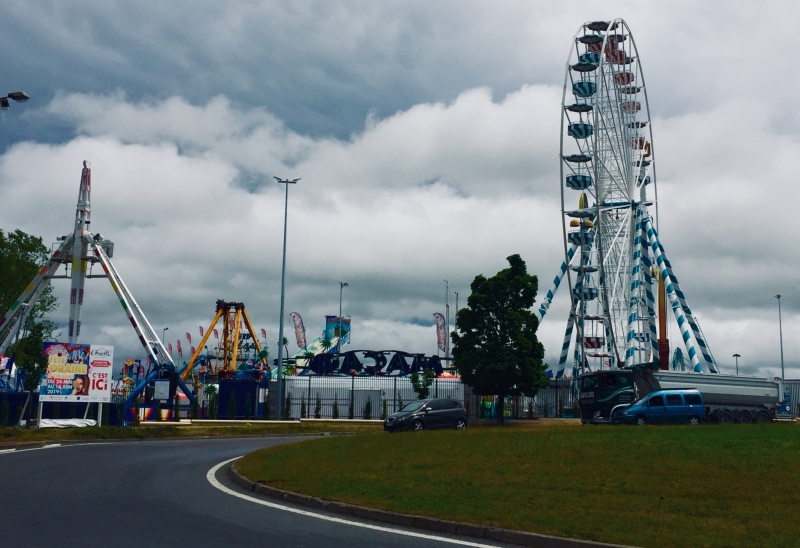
xmin=536 ymin=19 xmax=719 ymax=378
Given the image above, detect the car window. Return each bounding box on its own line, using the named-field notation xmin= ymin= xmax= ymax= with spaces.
xmin=400 ymin=400 xmax=426 ymax=412
xmin=649 ymin=395 xmax=664 ymax=407
xmin=666 ymin=394 xmax=683 ymax=406
xmin=427 ymin=400 xmax=443 ymax=411
xmin=685 ymin=394 xmax=702 ymax=405
xmin=442 ymin=400 xmax=459 ymax=409
xmin=581 ymin=376 xmax=597 ymax=389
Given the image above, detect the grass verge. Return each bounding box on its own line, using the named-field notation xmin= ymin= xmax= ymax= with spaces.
xmin=0 ymin=422 xmax=380 ymax=445
xmin=236 ymin=424 xmax=799 ymax=548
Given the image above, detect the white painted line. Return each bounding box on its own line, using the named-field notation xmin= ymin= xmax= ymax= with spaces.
xmin=42 ymin=444 xmax=62 ymax=449
xmin=0 ymin=449 xmax=17 ymax=454
xmin=207 ymin=457 xmax=500 ymax=547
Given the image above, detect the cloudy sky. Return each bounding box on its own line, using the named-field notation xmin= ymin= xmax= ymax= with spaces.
xmin=1 ymin=1 xmax=797 ymax=379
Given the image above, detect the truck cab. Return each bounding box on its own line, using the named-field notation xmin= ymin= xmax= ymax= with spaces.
xmin=579 ymin=370 xmax=635 ymax=424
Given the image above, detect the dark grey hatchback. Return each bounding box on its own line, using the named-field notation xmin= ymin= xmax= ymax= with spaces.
xmin=383 ymin=398 xmax=467 ymax=432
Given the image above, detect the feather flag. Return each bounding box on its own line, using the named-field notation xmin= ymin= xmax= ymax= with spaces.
xmin=199 ymin=326 xmax=204 ymax=337
xmin=260 ymin=328 xmax=266 ymax=339
xmin=185 ymin=332 xmax=192 ymax=344
xmin=433 ymin=312 xmax=446 ymax=351
xmin=213 ymin=329 xmax=219 ymax=339
xmin=168 ymin=343 xmax=173 ymax=354
xmin=289 ymin=312 xmax=307 ymax=349
xmin=177 ymin=340 xmax=182 ymax=356
xmin=191 ymin=346 xmax=196 ymax=356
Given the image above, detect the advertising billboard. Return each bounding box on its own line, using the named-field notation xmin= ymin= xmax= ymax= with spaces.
xmin=39 ymin=342 xmax=114 ymax=402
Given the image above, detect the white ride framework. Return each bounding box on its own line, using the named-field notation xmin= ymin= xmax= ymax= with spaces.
xmin=0 ymin=162 xmax=175 ymax=375
xmin=536 ymin=19 xmax=718 ymax=378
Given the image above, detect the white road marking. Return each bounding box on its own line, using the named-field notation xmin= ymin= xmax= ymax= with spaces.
xmin=42 ymin=444 xmax=62 ymax=449
xmin=207 ymin=457 xmax=501 ymax=547
xmin=0 ymin=449 xmax=16 ymax=454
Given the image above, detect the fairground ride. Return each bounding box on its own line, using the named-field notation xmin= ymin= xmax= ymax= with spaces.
xmin=536 ymin=19 xmax=718 ymax=379
xmin=0 ymin=162 xmax=195 ymax=403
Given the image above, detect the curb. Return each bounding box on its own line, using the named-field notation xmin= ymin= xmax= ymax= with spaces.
xmin=228 ymin=463 xmax=632 ymax=548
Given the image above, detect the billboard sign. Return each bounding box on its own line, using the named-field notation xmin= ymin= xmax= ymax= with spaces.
xmin=39 ymin=342 xmax=114 ymax=402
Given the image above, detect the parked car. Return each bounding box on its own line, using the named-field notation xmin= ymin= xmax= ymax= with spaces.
xmin=613 ymin=389 xmax=706 ymax=425
xmin=384 ymin=398 xmax=467 ymax=432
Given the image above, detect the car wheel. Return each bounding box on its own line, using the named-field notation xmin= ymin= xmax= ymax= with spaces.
xmin=736 ymin=411 xmax=752 ymax=424
xmin=754 ymin=411 xmax=771 ymax=424
xmin=687 ymin=416 xmax=700 ymax=425
xmin=412 ymin=419 xmax=424 ymax=432
xmin=635 ymin=415 xmax=646 ymax=426
xmin=455 ymin=418 xmax=467 ymax=431
xmin=716 ymin=411 xmax=734 ymax=424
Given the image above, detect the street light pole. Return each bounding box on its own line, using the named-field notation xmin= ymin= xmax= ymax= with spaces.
xmin=444 ymin=280 xmax=450 ymax=361
xmin=162 ymin=327 xmax=169 ymax=344
xmin=775 ymin=295 xmax=785 ymax=380
xmin=733 ymin=353 xmax=740 ymax=376
xmin=274 ymin=177 xmax=299 ymax=419
xmin=338 ymin=282 xmax=349 ymax=352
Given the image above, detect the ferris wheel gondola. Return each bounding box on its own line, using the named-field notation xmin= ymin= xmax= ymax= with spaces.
xmin=536 ymin=19 xmax=719 ymax=379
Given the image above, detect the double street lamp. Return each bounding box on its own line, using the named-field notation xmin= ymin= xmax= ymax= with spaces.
xmin=274 ymin=177 xmax=299 ymax=419
xmin=0 ymin=91 xmax=29 ymax=112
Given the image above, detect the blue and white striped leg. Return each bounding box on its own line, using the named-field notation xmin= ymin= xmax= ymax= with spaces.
xmin=556 ymin=310 xmax=576 ymax=379
xmin=641 ymin=224 xmax=659 ymax=364
xmin=537 ymin=244 xmax=578 ymax=322
xmin=643 ymin=217 xmax=703 ymax=372
xmin=646 ymin=222 xmax=717 ymax=372
xmin=625 ymin=207 xmax=644 ymax=366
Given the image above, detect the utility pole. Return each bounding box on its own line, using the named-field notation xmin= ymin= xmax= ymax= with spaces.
xmin=733 ymin=353 xmax=740 ymax=375
xmin=274 ymin=177 xmax=299 ymax=419
xmin=775 ymin=295 xmax=785 ymax=380
xmin=444 ymin=280 xmax=450 ymax=361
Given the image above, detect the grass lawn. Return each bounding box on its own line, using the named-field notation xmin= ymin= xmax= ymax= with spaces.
xmin=0 ymin=422 xmax=380 ymax=445
xmin=236 ymin=424 xmax=799 ymax=548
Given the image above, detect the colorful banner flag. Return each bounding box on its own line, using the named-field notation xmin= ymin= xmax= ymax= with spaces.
xmin=433 ymin=312 xmax=446 ymax=352
xmin=185 ymin=332 xmax=192 ymax=344
xmin=199 ymin=326 xmax=204 ymax=337
xmin=168 ymin=343 xmax=173 ymax=354
xmin=289 ymin=312 xmax=307 ymax=349
xmin=260 ymin=328 xmax=266 ymax=339
xmin=190 ymin=346 xmax=196 ymax=356
xmin=177 ymin=340 xmax=182 ymax=356
xmin=213 ymin=329 xmax=219 ymax=339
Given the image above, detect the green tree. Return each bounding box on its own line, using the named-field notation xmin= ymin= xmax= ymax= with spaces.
xmin=332 ymin=397 xmax=339 ymax=419
xmin=380 ymin=390 xmax=388 ymax=420
xmin=362 ymin=397 xmax=372 ymax=420
xmin=314 ymin=392 xmax=322 ymax=418
xmin=451 ymin=254 xmax=548 ymax=425
xmin=300 ymin=394 xmax=307 ymax=418
xmin=348 ymin=391 xmax=354 ymax=419
xmin=410 ymin=369 xmax=435 ymax=400
xmin=283 ymin=392 xmax=292 ymax=419
xmin=0 ymin=229 xmax=59 ymax=340
xmin=320 ymin=339 xmax=332 ymax=353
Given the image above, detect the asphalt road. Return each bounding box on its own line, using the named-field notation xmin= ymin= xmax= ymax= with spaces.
xmin=0 ymin=436 xmax=511 ymax=548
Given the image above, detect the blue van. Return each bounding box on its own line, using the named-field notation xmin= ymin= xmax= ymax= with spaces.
xmin=614 ymin=389 xmax=706 ymax=425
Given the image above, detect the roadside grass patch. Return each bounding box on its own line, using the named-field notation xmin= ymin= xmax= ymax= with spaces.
xmin=236 ymin=424 xmax=799 ymax=548
xmin=0 ymin=422 xmax=379 ymax=445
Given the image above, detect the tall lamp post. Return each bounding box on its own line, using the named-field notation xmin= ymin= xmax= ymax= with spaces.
xmin=274 ymin=177 xmax=299 ymax=419
xmin=0 ymin=91 xmax=30 ymax=120
xmin=733 ymin=353 xmax=740 ymax=376
xmin=162 ymin=327 xmax=169 ymax=344
xmin=338 ymin=282 xmax=349 ymax=352
xmin=775 ymin=295 xmax=785 ymax=380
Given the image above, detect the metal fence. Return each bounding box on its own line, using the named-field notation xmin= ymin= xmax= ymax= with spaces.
xmin=463 ymin=378 xmax=579 ymax=421
xmin=785 ymin=380 xmax=800 ymax=419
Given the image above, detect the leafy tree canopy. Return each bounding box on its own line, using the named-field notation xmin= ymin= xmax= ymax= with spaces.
xmin=451 ymin=254 xmax=549 ymax=423
xmin=0 ymin=229 xmax=59 ymax=340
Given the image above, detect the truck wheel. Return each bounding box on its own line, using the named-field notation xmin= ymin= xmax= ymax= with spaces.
xmin=736 ymin=411 xmax=752 ymax=424
xmin=687 ymin=416 xmax=700 ymax=425
xmin=716 ymin=410 xmax=734 ymax=424
xmin=754 ymin=411 xmax=771 ymax=423
xmin=635 ymin=415 xmax=646 ymax=426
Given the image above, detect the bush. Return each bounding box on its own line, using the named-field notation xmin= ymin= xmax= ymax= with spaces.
xmin=300 ymin=394 xmax=307 ymax=419
xmin=228 ymin=392 xmax=237 ymax=420
xmin=363 ymin=397 xmax=372 ymax=420
xmin=397 ymin=391 xmax=404 ymax=412
xmin=348 ymin=392 xmax=354 ymax=420
xmin=283 ymin=393 xmax=292 ymax=419
xmin=314 ymin=393 xmax=322 ymax=419
xmin=332 ymin=398 xmax=339 ymax=419
xmin=381 ymin=391 xmax=388 ymax=421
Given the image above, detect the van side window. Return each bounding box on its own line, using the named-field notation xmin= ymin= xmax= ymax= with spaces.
xmin=649 ymin=395 xmax=664 ymax=406
xmin=684 ymin=394 xmax=702 ymax=405
xmin=666 ymin=394 xmax=683 ymax=406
